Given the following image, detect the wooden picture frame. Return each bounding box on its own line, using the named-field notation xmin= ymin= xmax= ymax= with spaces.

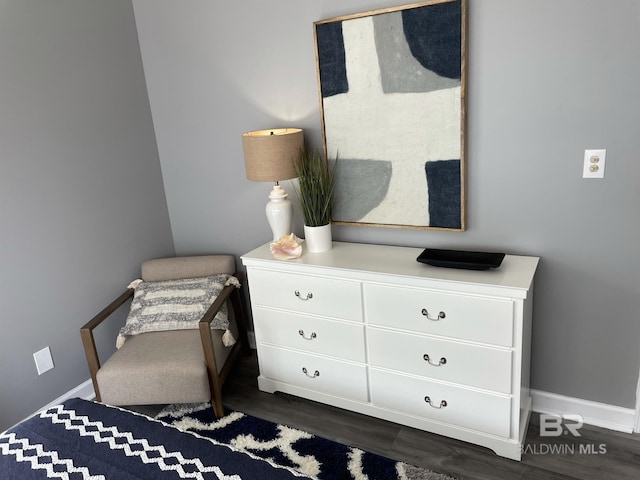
xmin=314 ymin=0 xmax=467 ymax=230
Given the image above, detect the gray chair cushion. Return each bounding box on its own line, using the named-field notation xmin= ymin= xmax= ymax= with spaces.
xmin=97 ymin=319 xmax=238 ymax=406
xmin=142 ymin=255 xmax=235 ymax=282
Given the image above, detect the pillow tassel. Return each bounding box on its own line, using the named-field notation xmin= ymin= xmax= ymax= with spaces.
xmin=222 ymin=329 xmax=236 ymax=347
xmin=127 ymin=279 xmax=143 ymax=289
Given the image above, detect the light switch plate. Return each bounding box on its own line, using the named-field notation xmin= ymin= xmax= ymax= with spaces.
xmin=583 ymin=149 xmax=606 ymax=178
xmin=34 ymin=346 xmax=54 ymax=375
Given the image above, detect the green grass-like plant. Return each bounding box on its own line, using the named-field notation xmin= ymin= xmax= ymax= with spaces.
xmin=293 ymin=149 xmax=338 ymax=227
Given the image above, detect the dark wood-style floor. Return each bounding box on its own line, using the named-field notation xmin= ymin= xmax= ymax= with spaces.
xmin=217 ymin=351 xmax=639 ymax=480
xmin=131 ymin=351 xmax=639 ymax=479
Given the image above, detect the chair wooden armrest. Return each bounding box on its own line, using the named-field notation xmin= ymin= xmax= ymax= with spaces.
xmin=199 ymin=283 xmax=235 ymax=380
xmin=198 ymin=273 xmax=250 ymax=352
xmin=80 ymin=289 xmax=134 ymax=400
xmin=81 ymin=289 xmax=134 ymax=332
xmin=198 ymin=273 xmax=250 ymax=416
xmin=199 ymin=283 xmax=235 ymax=327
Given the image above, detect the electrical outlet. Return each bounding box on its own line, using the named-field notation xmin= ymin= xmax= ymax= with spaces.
xmin=33 ymin=346 xmax=54 ymax=375
xmin=583 ymin=149 xmax=606 ymax=179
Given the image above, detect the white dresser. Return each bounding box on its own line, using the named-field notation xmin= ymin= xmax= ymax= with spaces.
xmin=241 ymin=242 xmax=539 ymax=460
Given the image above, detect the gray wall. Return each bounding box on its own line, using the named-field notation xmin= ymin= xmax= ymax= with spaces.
xmin=0 ymin=0 xmax=175 ymax=430
xmin=133 ymin=0 xmax=640 ymax=410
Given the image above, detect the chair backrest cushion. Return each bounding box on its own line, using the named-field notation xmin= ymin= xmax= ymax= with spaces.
xmin=141 ymin=255 xmax=235 ymax=281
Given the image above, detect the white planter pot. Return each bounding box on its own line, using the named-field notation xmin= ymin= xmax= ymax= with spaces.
xmin=304 ymin=224 xmax=332 ymax=253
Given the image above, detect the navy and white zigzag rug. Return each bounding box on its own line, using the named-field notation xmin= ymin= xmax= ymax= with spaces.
xmin=156 ymin=402 xmax=457 ymax=480
xmin=1 ymin=398 xmax=312 ymax=480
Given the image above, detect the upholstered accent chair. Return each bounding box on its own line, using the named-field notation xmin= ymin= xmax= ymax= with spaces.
xmin=80 ymin=255 xmax=249 ymax=417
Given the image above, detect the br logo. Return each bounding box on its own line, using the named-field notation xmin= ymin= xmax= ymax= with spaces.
xmin=539 ymin=414 xmax=583 ymax=437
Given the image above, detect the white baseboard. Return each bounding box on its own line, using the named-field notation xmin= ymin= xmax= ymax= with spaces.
xmin=5 ymin=379 xmax=96 ymax=434
xmin=531 ymin=389 xmax=636 ymax=434
xmin=41 ymin=379 xmax=96 ymax=408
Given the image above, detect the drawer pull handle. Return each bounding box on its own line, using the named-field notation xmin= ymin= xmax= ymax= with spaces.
xmin=424 ymin=396 xmax=447 ymax=409
xmin=423 ymin=354 xmax=447 ymax=367
xmin=298 ymin=329 xmax=317 ymax=340
xmin=421 ymin=309 xmax=446 ymax=321
xmin=302 ymin=367 xmax=320 ymax=378
xmin=295 ymin=290 xmax=313 ymax=301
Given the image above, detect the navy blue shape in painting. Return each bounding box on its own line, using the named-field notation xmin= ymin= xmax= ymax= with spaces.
xmin=316 ymin=21 xmax=348 ymax=98
xmin=425 ymin=159 xmax=461 ymax=229
xmin=402 ymin=0 xmax=461 ymax=80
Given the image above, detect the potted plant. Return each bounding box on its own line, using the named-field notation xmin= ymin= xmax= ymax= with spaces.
xmin=293 ymin=149 xmax=338 ymax=252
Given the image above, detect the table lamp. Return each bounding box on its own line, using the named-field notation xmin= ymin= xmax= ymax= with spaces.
xmin=242 ymin=128 xmax=304 ymax=241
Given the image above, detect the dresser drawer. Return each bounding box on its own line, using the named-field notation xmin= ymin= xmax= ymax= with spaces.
xmin=259 ymin=345 xmax=368 ymax=402
xmin=248 ymin=269 xmax=362 ymax=322
xmin=370 ymin=369 xmax=511 ymax=437
xmin=365 ymin=284 xmax=514 ymax=346
xmin=254 ymin=308 xmax=365 ymax=362
xmin=368 ymin=328 xmax=512 ymax=394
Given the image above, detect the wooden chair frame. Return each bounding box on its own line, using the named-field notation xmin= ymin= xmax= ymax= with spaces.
xmin=80 ymin=273 xmax=250 ymax=417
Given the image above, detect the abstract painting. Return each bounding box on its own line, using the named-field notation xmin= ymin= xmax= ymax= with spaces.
xmin=314 ymin=0 xmax=466 ymax=230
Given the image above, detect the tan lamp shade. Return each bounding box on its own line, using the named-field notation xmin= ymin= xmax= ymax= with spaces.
xmin=242 ymin=128 xmax=303 ymax=182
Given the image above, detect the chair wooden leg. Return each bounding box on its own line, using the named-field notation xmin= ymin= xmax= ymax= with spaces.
xmin=211 ymin=387 xmax=225 ymax=417
xmin=80 ymin=327 xmax=102 ymax=401
xmin=199 ymin=321 xmax=228 ymax=418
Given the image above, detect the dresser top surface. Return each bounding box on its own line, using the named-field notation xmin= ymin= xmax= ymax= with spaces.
xmin=242 ymin=242 xmax=539 ymax=294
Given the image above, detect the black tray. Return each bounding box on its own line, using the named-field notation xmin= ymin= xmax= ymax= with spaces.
xmin=417 ymin=248 xmax=505 ymax=270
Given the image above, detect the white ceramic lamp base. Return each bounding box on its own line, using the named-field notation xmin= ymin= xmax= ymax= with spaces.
xmin=266 ymin=184 xmax=293 ymax=242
